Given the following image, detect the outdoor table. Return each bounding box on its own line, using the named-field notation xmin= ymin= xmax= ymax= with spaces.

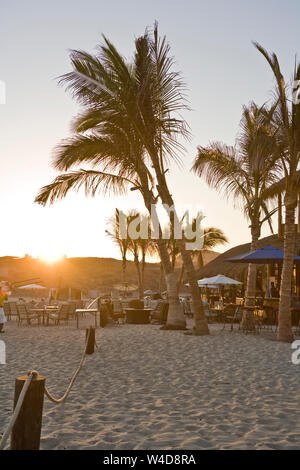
xmin=44 ymin=306 xmax=59 ymax=325
xmin=125 ymin=308 xmax=152 ymax=324
xmin=209 ymin=308 xmax=223 ymax=323
xmin=30 ymin=308 xmax=47 ymax=325
xmin=241 ymin=305 xmax=261 ymax=333
xmin=76 ymin=309 xmax=99 ymax=329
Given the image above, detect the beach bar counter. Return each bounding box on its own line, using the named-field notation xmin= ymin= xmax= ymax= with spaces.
xmin=125 ymin=307 xmax=152 ymax=324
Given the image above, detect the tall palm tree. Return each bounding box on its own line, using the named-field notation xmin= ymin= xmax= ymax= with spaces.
xmin=254 ymin=43 xmax=300 ymax=342
xmin=122 ymin=25 xmax=209 ymax=335
xmin=35 ymin=88 xmax=186 ymax=328
xmin=192 ymin=102 xmax=281 ymax=329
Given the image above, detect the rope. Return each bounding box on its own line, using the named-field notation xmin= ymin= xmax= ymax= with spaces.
xmin=0 ymin=371 xmax=37 ymax=450
xmin=0 ymin=328 xmax=96 ymax=449
xmin=44 ymin=328 xmax=91 ymax=404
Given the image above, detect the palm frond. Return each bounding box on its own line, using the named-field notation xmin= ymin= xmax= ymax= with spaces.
xmin=35 ymin=169 xmax=133 ymax=206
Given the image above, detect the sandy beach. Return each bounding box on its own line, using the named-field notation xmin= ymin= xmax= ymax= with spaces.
xmin=1 ymin=319 xmax=300 ymax=450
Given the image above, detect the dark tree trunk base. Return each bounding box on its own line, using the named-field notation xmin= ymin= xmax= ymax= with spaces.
xmin=160 ymin=324 xmax=187 ymax=331
xmin=184 ymin=327 xmax=209 ymax=336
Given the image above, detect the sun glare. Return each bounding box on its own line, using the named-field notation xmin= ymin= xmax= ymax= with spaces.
xmin=38 ymin=251 xmax=64 ymax=264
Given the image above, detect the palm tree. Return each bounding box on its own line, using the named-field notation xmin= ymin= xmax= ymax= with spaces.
xmin=34 ymin=60 xmax=186 ymax=328
xmin=137 ymin=232 xmax=157 ymax=295
xmin=36 ymin=25 xmax=210 ymax=332
xmin=192 ymin=102 xmax=281 ymax=329
xmin=120 ymin=25 xmax=209 ymax=335
xmin=254 ymin=43 xmax=300 ymax=342
xmin=125 ymin=211 xmax=155 ymax=298
xmin=105 ymin=209 xmax=130 ymax=283
xmin=177 ymin=226 xmax=228 ymax=290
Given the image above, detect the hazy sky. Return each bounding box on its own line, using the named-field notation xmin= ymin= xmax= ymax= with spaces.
xmin=1 ymin=0 xmax=299 ymax=261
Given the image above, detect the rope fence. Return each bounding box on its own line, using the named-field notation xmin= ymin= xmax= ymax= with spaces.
xmin=0 ymin=326 xmax=96 ymax=450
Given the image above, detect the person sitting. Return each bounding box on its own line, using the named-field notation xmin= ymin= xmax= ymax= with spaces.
xmin=270 ymin=282 xmax=279 ymax=298
xmin=0 ymin=287 xmax=8 ymax=333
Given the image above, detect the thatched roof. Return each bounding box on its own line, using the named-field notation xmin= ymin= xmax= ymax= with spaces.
xmin=196 ymin=233 xmax=300 ymax=282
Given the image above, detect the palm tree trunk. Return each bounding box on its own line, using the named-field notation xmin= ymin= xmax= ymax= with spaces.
xmin=142 ymin=190 xmax=186 ymax=329
xmin=156 ymin=181 xmax=209 ymax=335
xmin=241 ymin=225 xmax=260 ymax=331
xmin=122 ymin=257 xmax=126 ymax=283
xmin=156 ymin=237 xmax=186 ymax=329
xmin=277 ymin=203 xmax=296 ymax=342
xmin=134 ymin=255 xmax=144 ymax=299
xmin=141 ymin=252 xmax=146 ymax=293
xmin=197 ymin=250 xmax=204 ymax=268
xmin=159 ymin=262 xmax=164 ymax=293
xmin=298 ymin=193 xmax=300 ymax=234
xmin=176 ymin=237 xmax=209 ymax=335
xmin=177 ymin=264 xmax=185 ymax=293
xmin=278 ymin=193 xmax=283 ymax=238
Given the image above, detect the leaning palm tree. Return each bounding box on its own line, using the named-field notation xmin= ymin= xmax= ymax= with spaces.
xmin=192 ymin=102 xmax=281 ymax=329
xmin=254 ymin=44 xmax=300 ymax=342
xmin=35 ymin=101 xmax=186 ymax=328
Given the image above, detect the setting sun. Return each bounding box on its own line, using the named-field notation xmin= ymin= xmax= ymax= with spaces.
xmin=37 ymin=251 xmax=64 ymax=264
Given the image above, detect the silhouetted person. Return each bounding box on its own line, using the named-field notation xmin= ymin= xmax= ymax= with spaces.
xmin=0 ymin=287 xmax=8 ymax=333
xmin=270 ymin=282 xmax=279 ymax=298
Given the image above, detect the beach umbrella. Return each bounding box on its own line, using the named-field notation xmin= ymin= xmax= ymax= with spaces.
xmin=197 ymin=274 xmax=243 ymax=286
xmin=226 ymin=245 xmax=300 ymax=264
xmin=17 ymin=284 xmax=46 ymax=289
xmin=185 ymin=282 xmax=218 ymax=288
xmin=113 ymin=283 xmax=138 ymax=292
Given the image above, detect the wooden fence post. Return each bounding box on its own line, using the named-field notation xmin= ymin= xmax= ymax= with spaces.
xmin=11 ymin=372 xmax=45 ymax=450
xmin=85 ymin=326 xmax=95 ymax=355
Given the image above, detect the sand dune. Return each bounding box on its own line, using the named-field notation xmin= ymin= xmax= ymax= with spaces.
xmin=0 ymin=319 xmax=299 ymax=450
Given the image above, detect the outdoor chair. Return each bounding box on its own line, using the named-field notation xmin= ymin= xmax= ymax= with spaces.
xmin=16 ymin=304 xmax=40 ymax=326
xmin=203 ymin=305 xmax=213 ymax=322
xmin=8 ymin=302 xmax=18 ymax=320
xmin=3 ymin=302 xmax=11 ymax=321
xmin=68 ymin=302 xmax=77 ymax=319
xmin=221 ymin=305 xmax=243 ymax=331
xmin=49 ymin=304 xmax=69 ymax=325
xmin=112 ymin=301 xmax=125 ymax=324
xmin=150 ymin=301 xmax=168 ymax=324
xmin=183 ymin=300 xmax=193 ymax=318
xmin=257 ymin=307 xmax=273 ymax=331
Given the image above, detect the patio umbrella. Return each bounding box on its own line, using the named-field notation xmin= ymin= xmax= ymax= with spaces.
xmin=17 ymin=284 xmax=46 ymax=289
xmin=226 ymin=245 xmax=300 ymax=264
xmin=184 ymin=281 xmax=218 ymax=288
xmin=113 ymin=283 xmax=138 ymax=292
xmin=197 ymin=274 xmax=243 ymax=286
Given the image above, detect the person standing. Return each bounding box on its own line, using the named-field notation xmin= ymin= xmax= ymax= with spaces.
xmin=0 ymin=286 xmax=8 ymax=333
